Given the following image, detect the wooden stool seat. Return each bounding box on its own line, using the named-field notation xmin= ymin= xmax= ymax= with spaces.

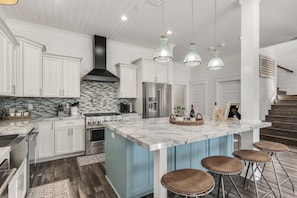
xmin=161 ymin=168 xmax=215 ymax=196
xmin=233 ymin=150 xmax=271 ymax=163
xmin=254 ymin=141 xmax=289 ymax=152
xmin=201 ymin=156 xmax=244 ymax=198
xmin=201 ymin=156 xmax=244 ymax=175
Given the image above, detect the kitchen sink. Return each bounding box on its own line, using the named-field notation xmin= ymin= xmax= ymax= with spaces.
xmin=0 ymin=135 xmax=18 ymax=147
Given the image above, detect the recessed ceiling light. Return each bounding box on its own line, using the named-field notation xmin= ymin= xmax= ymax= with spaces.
xmin=166 ymin=30 xmax=172 ymax=35
xmin=121 ymin=15 xmax=128 ymax=21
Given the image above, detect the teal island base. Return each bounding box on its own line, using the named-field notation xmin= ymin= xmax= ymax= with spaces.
xmin=105 ymin=128 xmax=233 ymax=198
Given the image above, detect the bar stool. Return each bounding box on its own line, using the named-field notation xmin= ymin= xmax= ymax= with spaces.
xmin=233 ymin=150 xmax=277 ymax=198
xmin=161 ymin=168 xmax=215 ymax=197
xmin=201 ymin=156 xmax=244 ymax=198
xmin=254 ymin=141 xmax=295 ymax=197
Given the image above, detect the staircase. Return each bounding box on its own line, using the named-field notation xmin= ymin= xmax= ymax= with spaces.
xmin=260 ymin=91 xmax=297 ymax=147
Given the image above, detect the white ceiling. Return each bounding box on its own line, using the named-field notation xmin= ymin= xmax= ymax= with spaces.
xmin=1 ymin=0 xmax=297 ymax=63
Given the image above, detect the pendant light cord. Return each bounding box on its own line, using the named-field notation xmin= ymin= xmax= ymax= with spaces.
xmin=214 ymin=0 xmax=217 ymax=50
xmin=191 ymin=0 xmax=194 ymax=42
xmin=162 ymin=0 xmax=165 ymax=35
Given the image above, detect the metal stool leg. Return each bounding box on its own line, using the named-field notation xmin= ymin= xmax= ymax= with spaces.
xmin=243 ymin=162 xmax=251 ymax=189
xmin=275 ymin=153 xmax=295 ymax=192
xmin=221 ymin=175 xmax=225 ymax=198
xmin=217 ymin=174 xmax=222 ymax=198
xmin=227 ymin=175 xmax=242 ymax=198
xmin=255 ymin=163 xmax=277 ymax=198
xmin=271 ymin=154 xmax=282 ymax=197
xmin=251 ymin=162 xmax=260 ymax=198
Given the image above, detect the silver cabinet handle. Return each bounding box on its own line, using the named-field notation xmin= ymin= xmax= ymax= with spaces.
xmin=51 ymin=122 xmax=54 ymax=130
xmin=0 ymin=168 xmax=16 ymax=196
xmin=40 ymin=88 xmax=42 ymax=96
xmin=12 ymin=85 xmax=15 ymax=94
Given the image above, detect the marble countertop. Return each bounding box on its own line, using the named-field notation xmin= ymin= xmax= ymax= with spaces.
xmin=0 ymin=114 xmax=84 ymax=136
xmin=103 ymin=117 xmax=272 ymax=151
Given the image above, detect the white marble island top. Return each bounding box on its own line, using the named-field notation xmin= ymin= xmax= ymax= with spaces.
xmin=103 ymin=117 xmax=272 ymax=151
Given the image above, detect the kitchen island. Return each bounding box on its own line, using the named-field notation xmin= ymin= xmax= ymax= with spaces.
xmin=103 ymin=117 xmax=271 ymax=198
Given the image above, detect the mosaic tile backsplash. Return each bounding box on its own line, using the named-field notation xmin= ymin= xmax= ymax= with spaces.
xmin=0 ymin=81 xmax=132 ymax=118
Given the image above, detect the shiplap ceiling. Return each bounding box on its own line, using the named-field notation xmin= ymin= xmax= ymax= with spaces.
xmin=1 ymin=0 xmax=297 ymax=63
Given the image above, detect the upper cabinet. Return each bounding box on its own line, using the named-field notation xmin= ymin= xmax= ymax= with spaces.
xmin=16 ymin=37 xmax=46 ymax=97
xmin=116 ymin=63 xmax=137 ymax=98
xmin=132 ymin=58 xmax=168 ymax=84
xmin=43 ymin=54 xmax=81 ymax=98
xmin=0 ymin=17 xmax=18 ymax=96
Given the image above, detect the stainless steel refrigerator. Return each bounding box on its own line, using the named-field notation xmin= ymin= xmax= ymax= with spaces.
xmin=143 ymin=82 xmax=172 ymax=118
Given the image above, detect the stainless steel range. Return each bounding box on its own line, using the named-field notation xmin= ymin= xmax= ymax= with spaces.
xmin=84 ymin=112 xmax=122 ymax=155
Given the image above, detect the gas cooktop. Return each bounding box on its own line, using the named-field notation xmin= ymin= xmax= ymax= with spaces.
xmin=84 ymin=112 xmax=121 ymax=117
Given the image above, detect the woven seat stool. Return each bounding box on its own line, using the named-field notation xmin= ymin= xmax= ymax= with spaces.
xmin=254 ymin=141 xmax=295 ymax=197
xmin=201 ymin=156 xmax=244 ymax=198
xmin=161 ymin=168 xmax=215 ymax=197
xmin=233 ymin=150 xmax=277 ymax=198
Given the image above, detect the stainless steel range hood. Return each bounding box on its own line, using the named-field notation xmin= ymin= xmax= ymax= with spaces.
xmin=83 ymin=35 xmax=119 ymax=82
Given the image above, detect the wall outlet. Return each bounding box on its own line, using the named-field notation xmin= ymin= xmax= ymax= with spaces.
xmin=28 ymin=104 xmax=33 ymax=110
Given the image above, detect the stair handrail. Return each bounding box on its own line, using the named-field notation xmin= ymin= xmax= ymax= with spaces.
xmin=277 ymin=65 xmax=294 ymax=73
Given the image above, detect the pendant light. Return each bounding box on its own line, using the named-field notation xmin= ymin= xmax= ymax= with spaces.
xmin=184 ymin=0 xmax=202 ymax=67
xmin=153 ymin=0 xmax=173 ymax=63
xmin=208 ymin=0 xmax=224 ymax=70
xmin=0 ymin=0 xmax=17 ymax=5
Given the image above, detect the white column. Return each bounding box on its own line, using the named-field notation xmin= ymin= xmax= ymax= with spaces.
xmin=239 ymin=0 xmax=261 ymax=148
xmin=154 ymin=148 xmax=167 ymax=198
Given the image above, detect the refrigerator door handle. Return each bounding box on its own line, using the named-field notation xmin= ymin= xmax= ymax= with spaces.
xmin=157 ymin=89 xmax=162 ymax=117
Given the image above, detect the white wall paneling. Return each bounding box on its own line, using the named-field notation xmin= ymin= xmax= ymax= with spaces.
xmin=217 ymin=79 xmax=240 ymax=109
xmin=190 ymin=82 xmax=207 ymax=116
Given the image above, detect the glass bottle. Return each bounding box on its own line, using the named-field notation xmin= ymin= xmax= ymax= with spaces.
xmin=190 ymin=104 xmax=195 ymax=118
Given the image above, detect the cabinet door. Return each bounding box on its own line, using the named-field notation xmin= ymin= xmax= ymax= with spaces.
xmin=38 ymin=122 xmax=55 ymax=159
xmin=0 ymin=30 xmax=16 ymax=96
xmin=62 ymin=59 xmax=80 ymax=97
xmin=55 ymin=127 xmax=71 ymax=155
xmin=142 ymin=62 xmax=156 ymax=83
xmin=119 ymin=65 xmax=137 ymax=98
xmin=5 ymin=40 xmax=16 ymax=95
xmin=23 ymin=42 xmax=42 ymax=96
xmin=71 ymin=126 xmax=85 ymax=152
xmin=43 ymin=56 xmax=63 ymax=97
xmin=155 ymin=63 xmax=168 ymax=83
xmin=0 ymin=30 xmax=5 ymax=94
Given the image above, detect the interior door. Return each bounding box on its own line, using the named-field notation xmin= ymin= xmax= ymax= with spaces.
xmin=217 ymin=80 xmax=241 ymax=108
xmin=191 ymin=83 xmax=206 ymax=115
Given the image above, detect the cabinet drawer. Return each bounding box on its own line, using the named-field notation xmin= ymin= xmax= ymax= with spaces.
xmin=55 ymin=119 xmax=84 ymax=128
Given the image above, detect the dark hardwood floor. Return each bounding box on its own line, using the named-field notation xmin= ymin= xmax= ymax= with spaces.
xmin=30 ymin=146 xmax=297 ymax=198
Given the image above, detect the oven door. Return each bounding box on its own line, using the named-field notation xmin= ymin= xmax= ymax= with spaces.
xmin=86 ymin=127 xmax=105 ymax=155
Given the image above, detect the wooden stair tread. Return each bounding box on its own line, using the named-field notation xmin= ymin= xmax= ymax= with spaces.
xmin=260 ymin=133 xmax=297 ymax=141
xmin=262 ymin=127 xmax=297 ymax=133
xmin=267 ymin=115 xmax=297 ymax=119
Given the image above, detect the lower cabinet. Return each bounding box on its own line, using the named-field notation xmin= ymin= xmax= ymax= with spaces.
xmin=54 ymin=119 xmax=85 ymax=156
xmin=8 ymin=158 xmax=27 ymax=198
xmin=37 ymin=119 xmax=85 ymax=161
xmin=105 ymin=128 xmax=153 ymax=198
xmin=37 ymin=121 xmax=55 ymax=159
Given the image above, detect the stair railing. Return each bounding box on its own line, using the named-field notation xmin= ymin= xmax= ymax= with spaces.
xmin=277 ymin=65 xmax=294 ymax=73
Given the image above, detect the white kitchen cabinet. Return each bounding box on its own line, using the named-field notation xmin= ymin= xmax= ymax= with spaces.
xmin=54 ymin=127 xmax=71 ymax=155
xmin=133 ymin=58 xmax=168 ymax=83
xmin=116 ymin=63 xmax=137 ymax=98
xmin=37 ymin=121 xmax=55 ymax=159
xmin=54 ymin=119 xmax=85 ymax=156
xmin=17 ymin=37 xmax=46 ymax=97
xmin=0 ymin=18 xmax=18 ymax=96
xmin=43 ymin=54 xmax=81 ymax=98
xmin=8 ymin=158 xmax=27 ymax=198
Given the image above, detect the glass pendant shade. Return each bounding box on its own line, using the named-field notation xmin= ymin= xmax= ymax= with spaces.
xmin=0 ymin=0 xmax=17 ymax=5
xmin=153 ymin=35 xmax=173 ymax=63
xmin=207 ymin=50 xmax=224 ymax=70
xmin=184 ymin=43 xmax=202 ymax=66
